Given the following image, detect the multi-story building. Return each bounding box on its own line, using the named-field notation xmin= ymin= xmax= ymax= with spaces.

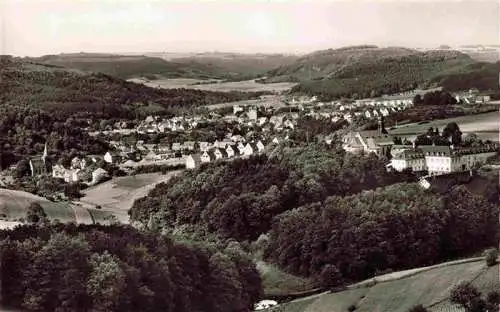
xmin=390 ymin=144 xmax=498 ymax=175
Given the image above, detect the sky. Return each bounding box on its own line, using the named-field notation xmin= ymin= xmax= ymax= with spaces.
xmin=1 ymin=0 xmax=499 ymax=56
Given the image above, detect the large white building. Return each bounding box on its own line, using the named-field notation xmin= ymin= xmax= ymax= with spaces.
xmin=390 ymin=144 xmax=498 ymax=175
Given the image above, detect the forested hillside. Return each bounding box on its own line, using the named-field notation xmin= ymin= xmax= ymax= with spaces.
xmin=130 ymin=143 xmax=499 ymax=289
xmin=129 ymin=144 xmax=416 ymax=242
xmin=0 ymin=56 xmax=264 ymax=119
xmin=171 ymin=52 xmax=299 ymax=81
xmin=30 ymin=53 xmax=224 ymax=80
xmin=0 ymin=224 xmax=262 ymax=312
xmin=260 ymin=46 xmax=499 ymax=99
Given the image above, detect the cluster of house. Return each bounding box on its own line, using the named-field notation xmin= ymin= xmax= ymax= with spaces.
xmin=185 ymin=140 xmax=267 ymax=169
xmin=342 ymin=121 xmax=499 ymax=176
xmin=136 ymin=115 xmax=202 ymax=134
xmin=28 ymin=144 xmax=109 ymax=185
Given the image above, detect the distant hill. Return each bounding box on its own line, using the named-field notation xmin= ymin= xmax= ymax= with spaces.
xmin=261 ymin=45 xmax=488 ymax=100
xmin=28 ymin=52 xmax=225 ymax=80
xmin=145 ymin=52 xmax=300 ymax=81
xmin=0 ymin=56 xmax=265 ymax=119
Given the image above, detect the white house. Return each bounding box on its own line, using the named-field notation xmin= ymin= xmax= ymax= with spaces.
xmin=201 ymin=151 xmax=213 ymax=163
xmin=256 ymin=140 xmax=265 ymax=153
xmin=247 ymin=109 xmax=258 ymax=121
xmin=186 ymin=154 xmax=202 ymax=169
xmin=226 ymin=145 xmax=236 ymax=158
xmin=91 ymin=168 xmax=109 ymax=185
xmin=104 ymin=151 xmax=118 ymax=164
xmin=70 ymin=157 xmax=86 ymax=170
xmin=52 ymin=164 xmax=66 ymax=180
xmin=390 ymin=147 xmax=427 ymax=172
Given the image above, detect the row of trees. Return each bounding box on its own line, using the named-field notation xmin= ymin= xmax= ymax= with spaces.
xmin=0 ymin=224 xmax=263 ymax=312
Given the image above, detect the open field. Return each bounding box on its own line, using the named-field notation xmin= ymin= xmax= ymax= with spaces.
xmin=80 ymin=171 xmax=182 ymax=223
xmin=389 ymin=110 xmax=499 ymax=142
xmin=128 ymin=77 xmax=297 ymax=93
xmin=271 ymin=259 xmax=497 ymax=312
xmin=0 ymin=188 xmax=77 ymax=223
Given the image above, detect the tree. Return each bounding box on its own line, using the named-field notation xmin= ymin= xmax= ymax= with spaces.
xmin=450 ymin=283 xmax=482 ymax=310
xmin=64 ymin=183 xmax=81 ymax=200
xmin=485 ymin=248 xmax=498 ymax=267
xmin=15 ymin=159 xmax=31 ymax=179
xmin=486 ymin=291 xmax=499 ymax=312
xmin=413 ymin=94 xmax=423 ymax=105
xmin=318 ymin=264 xmax=343 ymax=289
xmin=442 ymin=122 xmax=462 ymax=145
xmin=26 ymin=202 xmax=47 ymax=224
xmin=408 ymin=304 xmax=428 ymax=312
xmin=87 ymin=252 xmax=126 ymax=312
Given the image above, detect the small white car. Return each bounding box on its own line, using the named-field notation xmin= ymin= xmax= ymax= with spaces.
xmin=254 ymin=300 xmax=278 ymax=311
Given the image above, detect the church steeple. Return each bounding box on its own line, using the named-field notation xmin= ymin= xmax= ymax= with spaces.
xmin=42 ymin=142 xmax=48 ymax=164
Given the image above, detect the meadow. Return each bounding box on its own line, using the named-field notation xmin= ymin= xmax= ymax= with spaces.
xmin=80 ymin=171 xmax=182 ymax=223
xmin=271 ymin=259 xmax=498 ymax=312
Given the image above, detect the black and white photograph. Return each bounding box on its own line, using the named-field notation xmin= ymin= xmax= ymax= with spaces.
xmin=0 ymin=0 xmax=499 ymax=311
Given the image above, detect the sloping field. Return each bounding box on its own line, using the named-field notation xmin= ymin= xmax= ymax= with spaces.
xmin=0 ymin=188 xmax=76 ymax=223
xmin=80 ymin=172 xmax=182 ymax=223
xmin=272 ymin=260 xmax=497 ymax=312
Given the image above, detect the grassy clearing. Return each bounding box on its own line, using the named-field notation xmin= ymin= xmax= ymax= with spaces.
xmin=278 ymin=260 xmax=493 ymax=312
xmin=257 ymin=261 xmax=318 ymax=296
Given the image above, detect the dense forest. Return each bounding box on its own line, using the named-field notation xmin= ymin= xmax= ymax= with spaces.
xmin=260 ymin=46 xmax=500 ymax=100
xmin=130 ymin=143 xmax=499 ymax=288
xmin=130 ymin=144 xmax=416 ymax=241
xmin=0 ymin=56 xmax=265 ymax=120
xmin=267 ymin=183 xmax=499 ymax=283
xmin=0 ymin=107 xmax=109 ymax=169
xmin=0 ymin=224 xmax=262 ymax=312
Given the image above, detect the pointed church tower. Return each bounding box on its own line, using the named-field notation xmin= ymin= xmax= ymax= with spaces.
xmin=42 ymin=142 xmax=48 ymax=164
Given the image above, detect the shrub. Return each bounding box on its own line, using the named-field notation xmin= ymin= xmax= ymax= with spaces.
xmin=347 ymin=304 xmax=356 ymax=312
xmin=485 ymin=248 xmax=498 ymax=267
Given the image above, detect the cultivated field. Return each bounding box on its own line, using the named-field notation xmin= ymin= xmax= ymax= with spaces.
xmin=128 ymin=77 xmax=297 ymax=93
xmin=79 ymin=171 xmax=182 ymax=223
xmin=272 ymin=259 xmax=497 ymax=312
xmin=389 ymin=111 xmax=499 ymax=142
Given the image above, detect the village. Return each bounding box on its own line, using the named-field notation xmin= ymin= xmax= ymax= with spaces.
xmin=14 ymin=87 xmax=493 ymax=194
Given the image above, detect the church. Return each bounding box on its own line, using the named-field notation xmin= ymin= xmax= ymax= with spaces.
xmin=29 ymin=143 xmax=51 ymax=177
